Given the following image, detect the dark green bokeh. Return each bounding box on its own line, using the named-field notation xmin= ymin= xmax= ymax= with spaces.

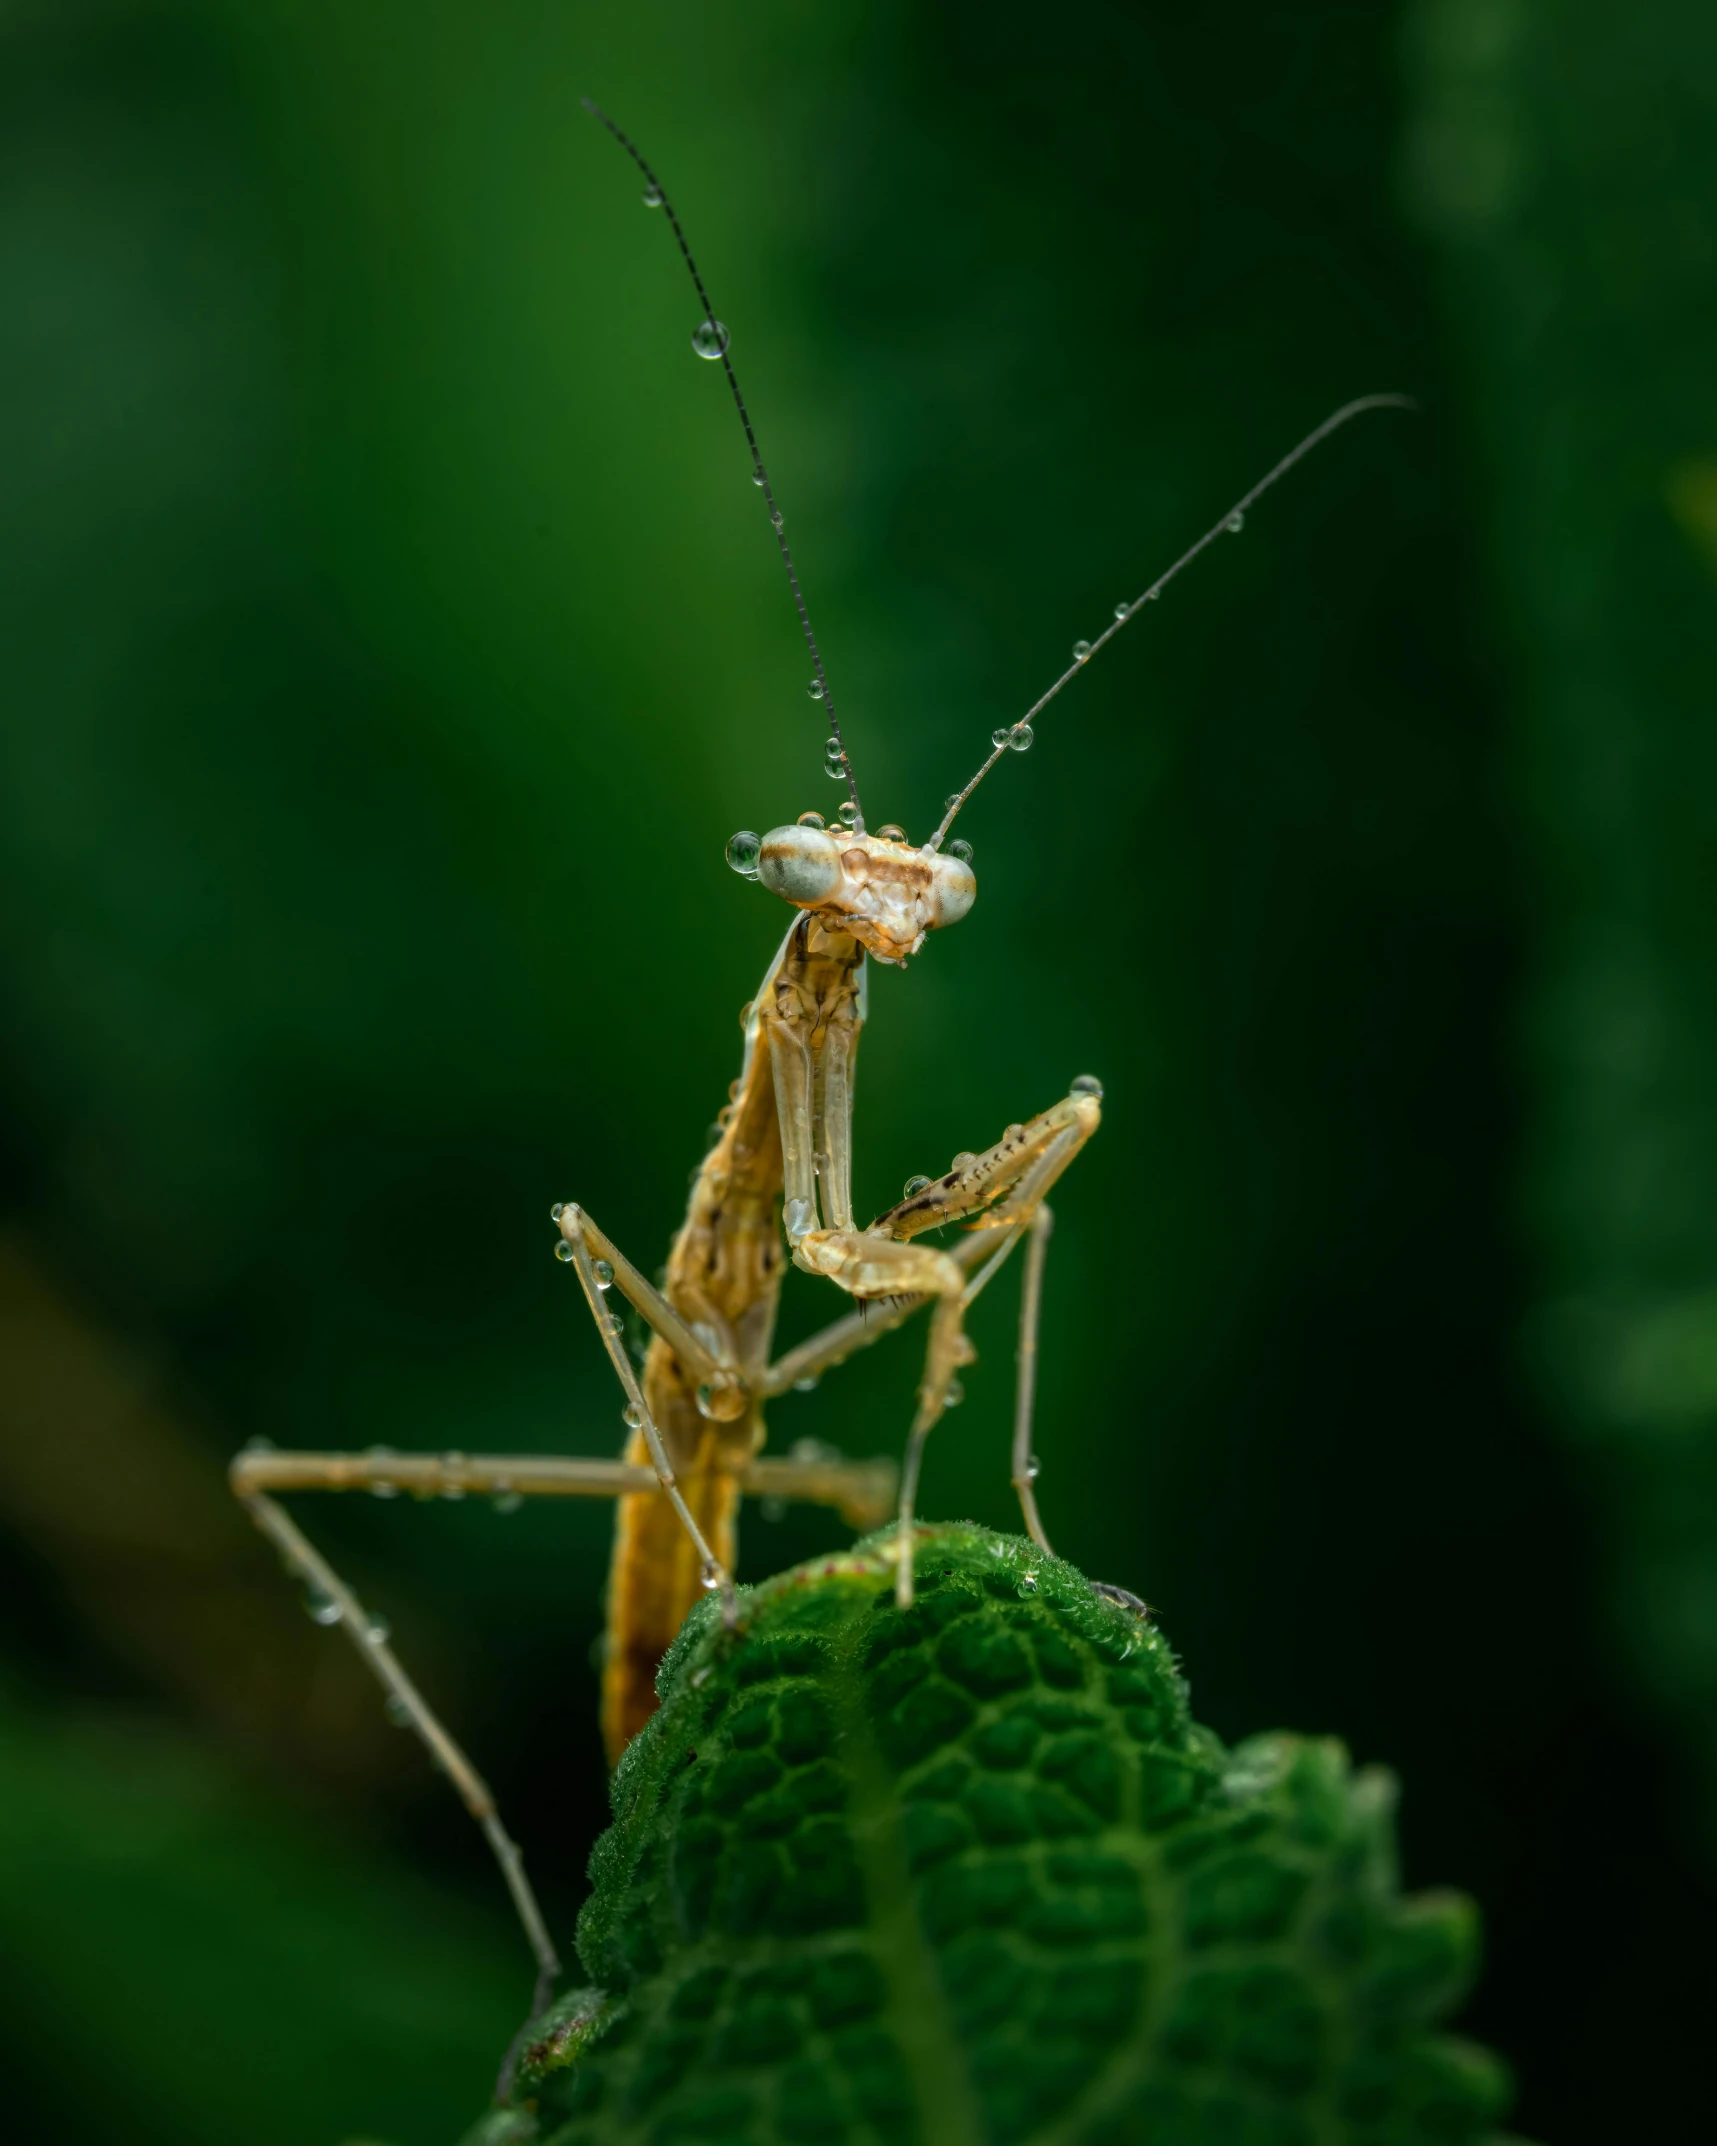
xmin=1 ymin=2 xmax=1712 ymax=2141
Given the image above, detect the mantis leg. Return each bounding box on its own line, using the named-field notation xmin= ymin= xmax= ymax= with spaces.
xmin=553 ymin=1202 xmax=736 ymax=1615
xmin=230 ymin=1481 xmax=561 ymax=2046
xmin=789 ymin=1084 xmax=1100 ymax=1604
xmin=229 ymin=1438 xmax=894 ymax=2008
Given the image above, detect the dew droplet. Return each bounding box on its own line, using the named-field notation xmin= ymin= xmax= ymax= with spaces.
xmin=825 ymin=758 xmax=847 ymax=781
xmin=949 ymin=838 xmax=974 ymax=865
xmin=641 ymin=182 xmax=664 ymax=209
xmin=904 ymin=1174 xmax=931 ymax=1197
xmin=1026 ymin=1453 xmax=1042 ymax=1480
xmin=876 ymin=822 xmax=906 ymax=842
xmin=592 ymin=1259 xmax=615 ymax=1291
xmin=945 ymin=793 xmax=962 ymax=811
xmin=385 ymin=1693 xmax=412 ymax=1727
xmin=943 ymin=1376 xmax=964 ymax=1409
xmin=304 ymin=1586 xmax=342 ymax=1627
xmin=623 ymin=1402 xmax=645 ymax=1430
xmin=1018 ymin=1571 xmax=1039 ymax=1596
xmin=1005 ymin=1123 xmax=1024 ymax=1143
xmin=1114 ymin=601 xmax=1131 ymax=620
xmin=690 ymin=1665 xmax=711 ymax=1687
xmin=1226 ymin=510 xmax=1245 ymax=533
xmin=797 ymin=810 xmax=825 ymax=829
xmin=807 ymin=678 xmax=825 ymax=700
xmin=784 ymin=1196 xmax=814 ymax=1237
xmin=725 ymin=828 xmax=762 ymax=877
xmin=792 ymin=1374 xmax=820 ymax=1393
xmin=751 ymin=469 xmax=765 ymax=485
xmin=440 ymin=1452 xmax=467 ymax=1499
xmin=699 ymin=1559 xmax=723 ymax=1592
xmin=554 ymin=1239 xmax=575 ymax=1262
xmin=1007 ymin=723 xmax=1034 ymax=752
xmin=696 ymin=1383 xmax=716 ymax=1419
xmin=1070 ymin=1073 xmax=1104 ymax=1101
xmin=366 ymin=1614 xmax=391 ymax=1645
xmin=691 ymin=318 xmax=730 ymax=360
xmin=601 ymin=1311 xmax=623 ymax=1337
xmin=492 ymin=1486 xmax=524 ymax=1515
xmin=991 ymin=726 xmax=1011 ymax=750
xmin=549 ymin=1201 xmax=565 ymax=1221
xmin=951 ymin=1151 xmax=976 ymax=1173
xmin=770 ymin=508 xmax=784 ymax=530
xmin=837 ymin=800 xmax=858 ymax=824
xmin=1073 ymin=639 xmax=1092 ymax=662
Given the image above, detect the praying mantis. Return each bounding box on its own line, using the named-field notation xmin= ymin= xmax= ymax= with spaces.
xmin=229 ymin=102 xmax=1409 ymax=2032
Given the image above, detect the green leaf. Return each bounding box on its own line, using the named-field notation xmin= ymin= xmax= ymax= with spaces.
xmin=476 ymin=1526 xmax=1515 ymax=2145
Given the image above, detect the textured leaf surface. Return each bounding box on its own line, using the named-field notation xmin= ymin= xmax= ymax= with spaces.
xmin=472 ymin=1526 xmax=1513 ymax=2146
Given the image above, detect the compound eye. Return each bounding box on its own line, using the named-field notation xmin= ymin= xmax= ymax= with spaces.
xmin=927 ymin=850 xmax=977 ymax=929
xmin=758 ymin=823 xmax=844 ymax=907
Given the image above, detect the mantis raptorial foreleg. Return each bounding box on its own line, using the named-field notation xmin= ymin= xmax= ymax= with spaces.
xmin=781 ymin=1079 xmax=1101 ymax=1603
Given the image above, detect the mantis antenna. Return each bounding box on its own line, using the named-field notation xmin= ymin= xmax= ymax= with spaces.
xmin=582 ymin=99 xmax=865 ymax=834
xmin=929 ymin=393 xmax=1417 ymax=851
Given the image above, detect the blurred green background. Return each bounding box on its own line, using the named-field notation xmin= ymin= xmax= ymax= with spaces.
xmin=2 ymin=0 xmax=1714 ymax=2139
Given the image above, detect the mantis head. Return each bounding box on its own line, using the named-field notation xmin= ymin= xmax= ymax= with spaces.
xmin=727 ymin=822 xmax=976 ymax=964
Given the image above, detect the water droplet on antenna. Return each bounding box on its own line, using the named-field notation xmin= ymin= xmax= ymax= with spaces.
xmin=1072 ymin=639 xmax=1092 ymax=662
xmin=592 ymin=1259 xmax=614 ymax=1290
xmin=554 ymin=1240 xmax=575 ymax=1263
xmin=1005 ymin=723 xmax=1034 ymax=753
xmin=943 ymin=1377 xmax=964 ymax=1409
xmin=385 ymin=1693 xmax=412 ymax=1727
xmin=304 ymin=1586 xmax=342 ymax=1627
xmin=807 ymin=678 xmax=825 ymax=700
xmin=623 ymin=1403 xmax=644 ymax=1431
xmin=837 ymin=800 xmax=858 ymax=825
xmin=1226 ymin=510 xmax=1245 ymax=533
xmin=366 ymin=1614 xmax=391 ymax=1645
xmin=491 ymin=1486 xmax=524 ymax=1515
xmin=691 ymin=319 xmax=730 ymax=360
xmin=1026 ymin=1453 xmax=1042 ymax=1480
xmin=770 ymin=508 xmax=784 ymax=530
xmin=1114 ymin=601 xmax=1131 ymax=620
xmin=699 ymin=1560 xmax=723 ymax=1593
xmin=642 ymin=182 xmax=664 ymax=209
xmin=751 ymin=469 xmax=766 ymax=485
xmin=725 ymin=829 xmax=762 ymax=877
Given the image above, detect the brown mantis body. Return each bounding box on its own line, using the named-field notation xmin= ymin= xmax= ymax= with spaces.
xmin=230 ymin=100 xmax=1409 ymax=2041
